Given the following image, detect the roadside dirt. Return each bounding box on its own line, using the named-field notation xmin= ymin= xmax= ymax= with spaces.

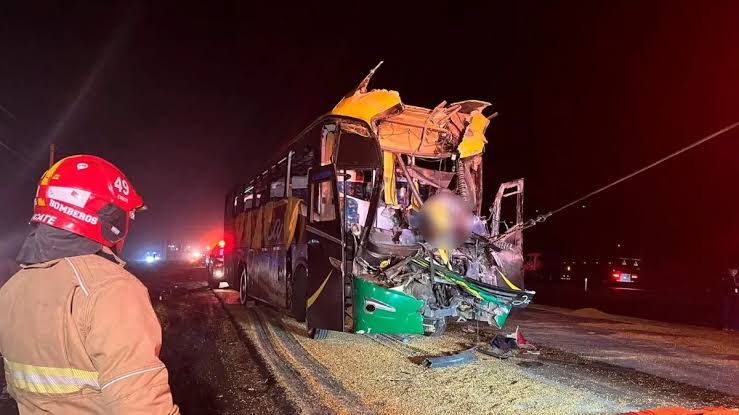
xmin=280 ymin=317 xmax=624 ymax=415
xmin=278 ymin=315 xmax=738 ymax=414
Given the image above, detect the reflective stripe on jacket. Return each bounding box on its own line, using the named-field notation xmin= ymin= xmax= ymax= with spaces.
xmin=0 ymin=253 xmax=179 ymax=414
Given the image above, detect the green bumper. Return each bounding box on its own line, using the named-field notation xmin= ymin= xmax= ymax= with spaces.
xmin=408 ymin=257 xmax=531 ymax=328
xmin=353 ymin=276 xmax=424 ymax=335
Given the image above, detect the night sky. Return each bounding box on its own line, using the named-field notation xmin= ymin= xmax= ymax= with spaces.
xmin=1 ymin=2 xmax=738 ymax=289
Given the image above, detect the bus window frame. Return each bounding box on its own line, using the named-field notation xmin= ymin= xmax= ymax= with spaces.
xmin=285 ymin=151 xmax=293 ymax=198
xmin=243 ymin=184 xmax=255 ymax=210
xmin=335 ymin=129 xmax=383 ymax=171
xmin=237 ymin=115 xmax=385 ymax=246
xmin=309 ymin=166 xmax=339 ymax=224
xmin=255 ymin=170 xmax=270 ymax=208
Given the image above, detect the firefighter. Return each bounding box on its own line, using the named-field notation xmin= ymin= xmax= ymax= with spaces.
xmin=0 ymin=155 xmax=179 ymax=414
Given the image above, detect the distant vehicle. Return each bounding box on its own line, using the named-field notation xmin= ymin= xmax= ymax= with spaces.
xmin=144 ymin=251 xmax=161 ymax=264
xmin=558 ymin=258 xmax=643 ymax=286
xmin=604 ymin=257 xmax=642 ymax=286
xmin=165 ymin=242 xmax=203 ymax=263
xmin=189 ymin=248 xmax=206 ymax=267
xmin=526 ymin=254 xmax=642 ymax=287
xmin=206 ymin=240 xmax=226 ymax=288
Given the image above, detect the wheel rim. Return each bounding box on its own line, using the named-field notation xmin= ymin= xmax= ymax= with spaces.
xmin=239 ymin=269 xmax=247 ymax=304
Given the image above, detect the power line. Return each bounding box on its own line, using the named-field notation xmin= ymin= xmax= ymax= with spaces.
xmin=0 ymin=103 xmax=34 ymax=167
xmin=547 ymin=120 xmax=739 ymax=218
xmin=0 ymin=138 xmax=32 ymax=166
xmin=0 ymin=104 xmax=17 ymax=120
xmin=497 ymin=119 xmax=739 ymax=238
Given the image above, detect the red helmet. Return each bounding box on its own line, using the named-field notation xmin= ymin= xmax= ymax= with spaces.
xmin=31 ymin=155 xmax=144 ymax=252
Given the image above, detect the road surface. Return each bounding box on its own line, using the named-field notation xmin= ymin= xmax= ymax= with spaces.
xmin=0 ymin=262 xmax=295 ymax=415
xmin=1 ymin=262 xmax=737 ymax=414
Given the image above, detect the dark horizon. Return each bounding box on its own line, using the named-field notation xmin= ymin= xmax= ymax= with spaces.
xmin=1 ymin=2 xmax=738 ymax=288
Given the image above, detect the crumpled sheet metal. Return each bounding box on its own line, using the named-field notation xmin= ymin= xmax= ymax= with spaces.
xmin=330 ymin=63 xmax=493 ymax=159
xmin=422 ymin=347 xmax=478 ymax=369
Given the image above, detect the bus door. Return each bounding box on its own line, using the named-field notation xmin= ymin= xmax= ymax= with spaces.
xmin=305 ymin=164 xmax=345 ymax=332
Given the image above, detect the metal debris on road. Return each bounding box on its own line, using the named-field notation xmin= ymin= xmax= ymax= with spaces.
xmin=421 ymin=347 xmax=478 ymax=368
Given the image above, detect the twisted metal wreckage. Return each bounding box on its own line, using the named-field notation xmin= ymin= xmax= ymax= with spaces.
xmin=226 ymin=63 xmax=535 ymax=338
xmin=335 ymin=63 xmax=739 ymax=337
xmin=229 ymin=63 xmax=736 ymax=338
xmin=332 ymin=63 xmax=535 ymax=336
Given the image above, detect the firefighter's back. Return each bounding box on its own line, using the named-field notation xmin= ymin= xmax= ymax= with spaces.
xmin=0 ymin=254 xmax=178 ymax=414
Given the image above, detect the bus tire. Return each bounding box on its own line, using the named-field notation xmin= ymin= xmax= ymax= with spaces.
xmin=308 ymin=327 xmax=328 ymax=340
xmin=239 ymin=268 xmax=249 ymax=305
xmin=291 ymin=265 xmax=307 ymax=322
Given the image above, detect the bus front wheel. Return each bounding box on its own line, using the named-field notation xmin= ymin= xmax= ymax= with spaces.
xmin=291 ymin=265 xmax=307 ymax=322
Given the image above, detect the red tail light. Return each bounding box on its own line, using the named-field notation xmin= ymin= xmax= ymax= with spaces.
xmin=612 ymin=272 xmax=621 ymax=279
xmin=632 ymin=275 xmax=638 ymax=279
xmin=218 ymin=240 xmax=226 ymax=248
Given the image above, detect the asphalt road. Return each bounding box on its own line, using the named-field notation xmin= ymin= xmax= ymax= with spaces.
xmin=134 ymin=263 xmax=294 ymax=415
xmin=526 ymin=280 xmax=722 ymax=328
xmin=1 ymin=262 xmax=737 ymax=414
xmin=0 ymin=262 xmax=293 ymax=415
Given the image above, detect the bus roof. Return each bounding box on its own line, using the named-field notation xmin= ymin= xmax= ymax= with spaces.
xmin=330 ymin=87 xmax=493 ymax=159
xmin=266 ymin=64 xmax=496 ymax=178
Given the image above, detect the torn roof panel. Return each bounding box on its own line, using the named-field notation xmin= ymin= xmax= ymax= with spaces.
xmin=330 ymin=89 xmax=402 ymax=125
xmin=330 ymin=85 xmax=493 ymax=159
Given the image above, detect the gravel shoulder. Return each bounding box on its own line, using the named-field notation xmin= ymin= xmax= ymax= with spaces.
xmin=2 ymin=262 xmax=736 ymax=415
xmin=216 ymin=292 xmax=738 ymax=415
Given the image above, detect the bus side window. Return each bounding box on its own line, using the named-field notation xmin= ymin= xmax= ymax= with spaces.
xmin=289 ymin=146 xmax=315 ymax=204
xmin=243 ymin=185 xmax=254 ymax=210
xmin=335 ymin=131 xmax=381 ymax=170
xmin=255 ymin=174 xmax=270 ymax=207
xmin=233 ymin=186 xmax=245 ymax=215
xmin=321 ymin=124 xmax=338 ymax=166
xmin=270 ymin=161 xmax=288 ymax=199
xmin=312 ymin=179 xmax=336 ymax=222
xmin=288 ymin=123 xmax=322 ymax=205
xmin=291 ymin=175 xmax=308 ymax=202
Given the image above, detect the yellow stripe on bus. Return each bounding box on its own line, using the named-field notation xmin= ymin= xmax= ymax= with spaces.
xmin=306 ymin=270 xmax=333 ymax=309
xmin=496 ymin=269 xmax=522 ymax=291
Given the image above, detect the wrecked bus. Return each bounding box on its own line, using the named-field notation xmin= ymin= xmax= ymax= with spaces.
xmin=222 ymin=65 xmax=534 ymax=339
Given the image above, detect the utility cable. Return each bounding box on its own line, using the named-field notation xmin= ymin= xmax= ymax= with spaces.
xmin=494 ymin=119 xmax=739 ymax=239
xmin=0 ymin=138 xmax=32 ymax=166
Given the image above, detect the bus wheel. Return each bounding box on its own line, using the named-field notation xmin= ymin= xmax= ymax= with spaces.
xmin=291 ymin=265 xmax=307 ymax=322
xmin=239 ymin=268 xmax=248 ymax=305
xmin=308 ymin=327 xmax=328 ymax=340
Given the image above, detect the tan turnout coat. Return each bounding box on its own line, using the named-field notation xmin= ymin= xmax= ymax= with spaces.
xmin=0 ymin=253 xmax=179 ymax=414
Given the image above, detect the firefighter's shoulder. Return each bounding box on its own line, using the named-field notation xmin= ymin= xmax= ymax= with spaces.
xmin=64 ymin=253 xmax=147 ymax=296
